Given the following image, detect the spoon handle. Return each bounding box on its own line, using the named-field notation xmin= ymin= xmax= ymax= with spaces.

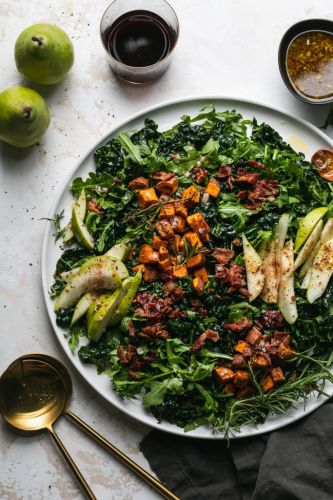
xmin=65 ymin=410 xmax=179 ymax=500
xmin=47 ymin=424 xmax=97 ymax=500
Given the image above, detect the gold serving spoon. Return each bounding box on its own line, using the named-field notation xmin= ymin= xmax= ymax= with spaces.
xmin=0 ymin=354 xmax=179 ymax=500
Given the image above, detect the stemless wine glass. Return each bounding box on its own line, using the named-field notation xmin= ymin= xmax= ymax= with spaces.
xmin=100 ymin=0 xmax=179 ymax=83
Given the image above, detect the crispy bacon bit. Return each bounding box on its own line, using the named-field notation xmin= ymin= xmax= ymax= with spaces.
xmin=128 ymin=369 xmax=142 ymax=380
xmin=117 ymin=347 xmax=129 ymax=364
xmin=236 ymin=168 xmax=260 ymax=184
xmin=216 ymin=165 xmax=232 ymax=179
xmin=232 ymin=354 xmax=246 ymax=369
xmin=227 ymin=176 xmax=235 ymax=190
xmin=246 ymin=326 xmax=263 ymax=345
xmin=191 ymin=165 xmax=208 ymax=184
xmin=213 ymin=248 xmax=234 ymax=264
xmin=87 ymin=199 xmax=103 ymax=215
xmin=156 ymin=176 xmax=179 ymax=195
xmin=128 ymin=176 xmax=149 ymax=190
xmin=260 ymin=310 xmax=285 ymax=328
xmin=224 ymin=317 xmax=251 ymax=332
xmin=139 ymin=323 xmax=170 ymax=339
xmin=151 ymin=171 xmax=173 ymax=182
xmin=134 ymin=292 xmax=173 ymax=321
xmin=232 ymin=238 xmax=241 ymax=247
xmin=229 ymin=263 xmax=246 ymax=288
xmin=247 ymin=159 xmax=265 ymax=169
xmin=127 ymin=320 xmax=137 ymax=337
xmin=191 ymin=329 xmax=220 ymax=352
xmin=274 ymin=331 xmax=290 ymax=345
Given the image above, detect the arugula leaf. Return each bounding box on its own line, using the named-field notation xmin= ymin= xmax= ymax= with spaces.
xmin=143 ymin=378 xmax=183 ymax=407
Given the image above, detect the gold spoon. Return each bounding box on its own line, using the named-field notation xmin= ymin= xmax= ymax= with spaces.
xmin=0 ymin=354 xmax=179 ymax=500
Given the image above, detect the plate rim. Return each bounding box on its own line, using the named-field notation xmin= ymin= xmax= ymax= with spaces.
xmin=41 ymin=95 xmax=333 ymax=440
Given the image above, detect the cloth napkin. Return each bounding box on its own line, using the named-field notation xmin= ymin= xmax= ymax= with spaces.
xmin=140 ymin=400 xmax=333 ymax=500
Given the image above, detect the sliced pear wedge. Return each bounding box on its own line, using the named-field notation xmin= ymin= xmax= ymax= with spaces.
xmin=105 ymin=242 xmax=130 ymax=261
xmin=295 ymin=207 xmax=328 ymax=251
xmin=242 ymin=234 xmax=264 ymax=302
xmin=260 ymin=239 xmax=278 ymax=303
xmin=275 ymin=213 xmax=290 ymax=290
xmin=54 ymin=256 xmax=122 ymax=311
xmin=307 ymin=238 xmax=333 ymax=303
xmin=72 ymin=203 xmax=94 ymax=251
xmin=63 ymin=189 xmax=87 ymax=243
xmin=293 ymin=219 xmax=323 ymax=272
xmin=278 ymin=240 xmax=298 ymax=324
xmin=300 ymin=218 xmax=333 ymax=278
xmin=87 ymin=280 xmax=132 ymax=342
xmin=70 ymin=291 xmax=100 ymax=327
xmin=61 ymin=256 xmax=128 ymax=283
xmin=109 ymin=272 xmax=142 ymax=327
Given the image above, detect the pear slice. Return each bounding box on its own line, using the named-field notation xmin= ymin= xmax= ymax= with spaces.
xmin=260 ymin=239 xmax=278 ymax=303
xmin=72 ymin=203 xmax=94 ymax=251
xmin=293 ymin=219 xmax=323 ymax=272
xmin=307 ymin=238 xmax=333 ymax=303
xmin=242 ymin=234 xmax=264 ymax=302
xmin=105 ymin=242 xmax=130 ymax=262
xmin=54 ymin=256 xmax=122 ymax=311
xmin=295 ymin=207 xmax=328 ymax=252
xmin=87 ymin=280 xmax=132 ymax=342
xmin=61 ymin=256 xmax=128 ymax=284
xmin=278 ymin=240 xmax=298 ymax=324
xmin=63 ymin=189 xmax=87 ymax=243
xmin=109 ymin=272 xmax=142 ymax=327
xmin=300 ymin=218 xmax=333 ymax=277
xmin=70 ymin=291 xmax=100 ymax=327
xmin=275 ymin=213 xmax=290 ymax=290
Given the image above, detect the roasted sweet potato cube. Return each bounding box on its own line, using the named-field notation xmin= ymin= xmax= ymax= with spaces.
xmin=170 ymin=215 xmax=187 ymax=234
xmin=193 ymin=276 xmax=204 ymax=294
xmin=261 ymin=374 xmax=274 ymax=392
xmin=187 ymin=212 xmax=209 ymax=233
xmin=137 ymin=188 xmax=158 ymax=209
xmin=205 ymin=177 xmax=221 ymax=197
xmin=251 ymin=354 xmax=271 ymax=369
xmin=246 ymin=326 xmax=263 ymax=345
xmin=224 ymin=383 xmax=236 ymax=394
xmin=182 ymin=185 xmax=201 ymax=206
xmin=128 ymin=176 xmax=149 ymax=190
xmin=168 ymin=234 xmax=181 ymax=253
xmin=271 ymin=367 xmax=285 ymax=384
xmin=156 ymin=176 xmax=179 ymax=195
xmin=234 ymin=370 xmax=250 ymax=388
xmin=159 ymin=246 xmax=169 ymax=260
xmin=143 ymin=266 xmax=159 ymax=282
xmin=182 ymin=231 xmax=203 ymax=249
xmin=214 ymin=366 xmax=235 ymax=385
xmin=159 ymin=203 xmax=175 ymax=219
xmin=152 ymin=234 xmax=166 ymax=250
xmin=156 ymin=220 xmax=175 ymax=239
xmin=234 ymin=341 xmax=250 ymax=354
xmin=194 ymin=266 xmax=209 ymax=283
xmin=186 ymin=253 xmax=206 ymax=270
xmin=133 ymin=264 xmax=145 ymax=272
xmin=174 ymin=201 xmax=188 ymax=218
xmin=159 ymin=258 xmax=172 ymax=271
xmin=278 ymin=344 xmax=294 ymax=359
xmin=172 ymin=264 xmax=188 ymax=278
xmin=138 ymin=244 xmax=159 ymax=264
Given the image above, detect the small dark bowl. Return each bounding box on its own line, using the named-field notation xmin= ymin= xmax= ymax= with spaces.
xmin=278 ymin=19 xmax=333 ymax=104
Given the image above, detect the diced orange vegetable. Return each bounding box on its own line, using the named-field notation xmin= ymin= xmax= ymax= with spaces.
xmin=159 ymin=258 xmax=171 ymax=271
xmin=214 ymin=366 xmax=235 ymax=385
xmin=159 ymin=203 xmax=175 ymax=219
xmin=224 ymin=383 xmax=236 ymax=394
xmin=186 ymin=213 xmax=210 ymax=242
xmin=205 ymin=177 xmax=221 ymax=197
xmin=143 ymin=267 xmax=159 ymax=282
xmin=168 ymin=234 xmax=181 ymax=253
xmin=137 ymin=188 xmax=159 ymax=209
xmin=156 ymin=176 xmax=179 ymax=195
xmin=193 ymin=276 xmax=204 ymax=293
xmin=133 ymin=264 xmax=145 ymax=272
xmin=182 ymin=185 xmax=201 ymax=206
xmin=156 ymin=220 xmax=175 ymax=239
xmin=172 ymin=264 xmax=188 ymax=278
xmin=152 ymin=234 xmax=166 ymax=250
xmin=251 ymin=354 xmax=271 ymax=369
xmin=186 ymin=253 xmax=206 ymax=270
xmin=138 ymin=244 xmax=159 ymax=264
xmin=170 ymin=215 xmax=186 ymax=234
xmin=261 ymin=374 xmax=274 ymax=392
xmin=174 ymin=201 xmax=188 ymax=218
xmin=271 ymin=367 xmax=285 ymax=384
xmin=278 ymin=344 xmax=294 ymax=359
xmin=194 ymin=266 xmax=209 ymax=283
xmin=234 ymin=370 xmax=250 ymax=388
xmin=234 ymin=341 xmax=250 ymax=354
xmin=159 ymin=246 xmax=169 ymax=260
xmin=182 ymin=231 xmax=203 ymax=249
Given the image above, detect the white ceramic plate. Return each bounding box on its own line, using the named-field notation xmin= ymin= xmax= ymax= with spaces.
xmin=42 ymin=97 xmax=333 ymax=439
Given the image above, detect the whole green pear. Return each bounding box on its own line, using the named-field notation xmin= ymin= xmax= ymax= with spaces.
xmin=0 ymin=86 xmax=50 ymax=147
xmin=15 ymin=23 xmax=74 ymax=85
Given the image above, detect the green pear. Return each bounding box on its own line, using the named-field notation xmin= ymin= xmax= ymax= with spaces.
xmin=15 ymin=23 xmax=74 ymax=85
xmin=0 ymin=86 xmax=50 ymax=147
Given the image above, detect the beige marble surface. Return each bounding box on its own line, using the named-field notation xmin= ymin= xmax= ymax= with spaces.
xmin=1 ymin=0 xmax=333 ymax=498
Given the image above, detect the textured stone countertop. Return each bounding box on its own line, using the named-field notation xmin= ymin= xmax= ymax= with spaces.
xmin=1 ymin=1 xmax=333 ymax=498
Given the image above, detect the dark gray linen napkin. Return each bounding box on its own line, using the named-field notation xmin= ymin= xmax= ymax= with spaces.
xmin=140 ymin=400 xmax=333 ymax=500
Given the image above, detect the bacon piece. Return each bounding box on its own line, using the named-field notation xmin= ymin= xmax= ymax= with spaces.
xmin=229 ymin=263 xmax=246 ymax=287
xmin=117 ymin=347 xmax=129 ymax=364
xmin=134 ymin=292 xmax=173 ymax=321
xmin=128 ymin=369 xmax=142 ymax=380
xmin=224 ymin=318 xmax=251 ymax=332
xmin=227 ymin=176 xmax=235 ymax=190
xmin=236 ymin=168 xmax=260 ymax=184
xmin=143 ymin=266 xmax=159 ymax=282
xmin=151 ymin=171 xmax=173 ymax=182
xmin=191 ymin=329 xmax=220 ymax=352
xmin=215 ymin=264 xmax=229 ymax=281
xmin=232 ymin=238 xmax=241 ymax=247
xmin=128 ymin=176 xmax=149 ymax=190
xmin=213 ymin=248 xmax=234 ymax=264
xmin=234 ymin=370 xmax=250 ymax=388
xmin=246 ymin=326 xmax=263 ymax=345
xmin=86 ymin=199 xmax=103 ymax=215
xmin=139 ymin=323 xmax=170 ymax=339
xmin=274 ymin=332 xmax=291 ymax=346
xmin=232 ymin=354 xmax=246 ymax=369
xmin=260 ymin=310 xmax=285 ymax=328
xmin=127 ymin=320 xmax=137 ymax=337
xmin=191 ymin=165 xmax=207 ymax=184
xmin=247 ymin=159 xmax=265 ymax=169
xmin=156 ymin=176 xmax=179 ymax=195
xmin=248 ymin=179 xmax=279 ymax=202
xmin=216 ymin=165 xmax=232 ymax=179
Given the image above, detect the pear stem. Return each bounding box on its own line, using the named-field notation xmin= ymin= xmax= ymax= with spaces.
xmin=23 ymin=107 xmax=32 ymax=119
xmin=31 ymin=35 xmax=43 ymax=47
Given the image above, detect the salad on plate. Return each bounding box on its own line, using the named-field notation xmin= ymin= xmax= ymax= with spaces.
xmin=50 ymin=106 xmax=333 ymax=435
